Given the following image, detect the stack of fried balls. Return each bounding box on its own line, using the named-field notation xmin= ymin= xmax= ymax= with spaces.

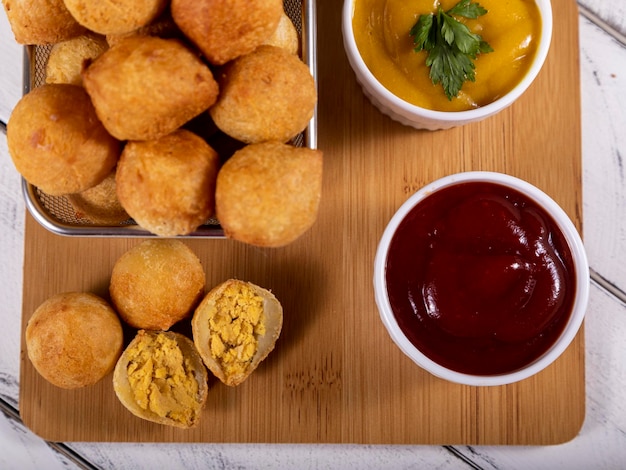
xmin=3 ymin=0 xmax=322 ymax=246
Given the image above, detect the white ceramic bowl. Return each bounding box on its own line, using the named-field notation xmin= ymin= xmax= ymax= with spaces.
xmin=373 ymin=172 xmax=589 ymax=386
xmin=342 ymin=0 xmax=553 ymax=130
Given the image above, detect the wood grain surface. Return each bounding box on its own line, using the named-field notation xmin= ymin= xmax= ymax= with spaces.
xmin=19 ymin=0 xmax=584 ymax=445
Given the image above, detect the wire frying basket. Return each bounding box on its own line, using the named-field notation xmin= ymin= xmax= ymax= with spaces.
xmin=21 ymin=0 xmax=317 ymax=237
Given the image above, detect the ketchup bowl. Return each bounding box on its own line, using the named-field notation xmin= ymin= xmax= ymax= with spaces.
xmin=373 ymin=172 xmax=589 ymax=386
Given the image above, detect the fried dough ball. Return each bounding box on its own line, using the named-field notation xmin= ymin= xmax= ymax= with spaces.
xmin=192 ymin=279 xmax=283 ymax=386
xmin=209 ymin=45 xmax=316 ymax=144
xmin=83 ymin=36 xmax=219 ymax=141
xmin=2 ymin=0 xmax=85 ymax=44
xmin=105 ymin=8 xmax=182 ymax=47
xmin=116 ymin=129 xmax=220 ymax=237
xmin=216 ymin=142 xmax=323 ymax=247
xmin=62 ymin=0 xmax=169 ymax=35
xmin=25 ymin=292 xmax=123 ymax=389
xmin=263 ymin=12 xmax=299 ymax=55
xmin=46 ymin=33 xmax=109 ymax=86
xmin=7 ymin=84 xmax=120 ymax=196
xmin=66 ymin=171 xmax=129 ymax=225
xmin=171 ymin=0 xmax=283 ymax=65
xmin=113 ymin=330 xmax=208 ymax=428
xmin=109 ymin=239 xmax=206 ymax=331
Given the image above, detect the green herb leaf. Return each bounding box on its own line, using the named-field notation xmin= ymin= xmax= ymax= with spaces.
xmin=441 ymin=10 xmax=482 ymax=55
xmin=427 ymin=43 xmax=469 ymax=100
xmin=447 ymin=0 xmax=488 ymax=19
xmin=479 ymin=40 xmax=494 ymax=54
xmin=410 ymin=13 xmax=435 ymax=51
xmin=409 ymin=0 xmax=492 ymax=100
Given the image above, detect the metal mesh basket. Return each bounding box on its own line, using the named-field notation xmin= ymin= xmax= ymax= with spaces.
xmin=22 ymin=0 xmax=317 ymax=237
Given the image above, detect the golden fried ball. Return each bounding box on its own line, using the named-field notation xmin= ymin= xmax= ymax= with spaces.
xmin=7 ymin=84 xmax=120 ymax=196
xmin=46 ymin=33 xmax=109 ymax=86
xmin=2 ymin=0 xmax=85 ymax=44
xmin=83 ymin=36 xmax=219 ymax=141
xmin=109 ymin=239 xmax=206 ymax=331
xmin=171 ymin=0 xmax=283 ymax=65
xmin=209 ymin=45 xmax=316 ymax=144
xmin=216 ymin=141 xmax=323 ymax=247
xmin=105 ymin=8 xmax=182 ymax=47
xmin=62 ymin=0 xmax=169 ymax=35
xmin=66 ymin=170 xmax=129 ymax=225
xmin=263 ymin=12 xmax=299 ymax=55
xmin=115 ymin=129 xmax=220 ymax=237
xmin=26 ymin=292 xmax=123 ymax=389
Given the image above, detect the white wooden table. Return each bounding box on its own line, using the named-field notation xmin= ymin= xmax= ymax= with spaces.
xmin=1 ymin=1 xmax=625 ymax=468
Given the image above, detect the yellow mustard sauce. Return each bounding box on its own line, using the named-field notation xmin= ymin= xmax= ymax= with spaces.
xmin=352 ymin=0 xmax=542 ymax=111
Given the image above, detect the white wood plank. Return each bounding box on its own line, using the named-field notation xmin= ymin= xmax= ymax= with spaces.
xmin=63 ymin=443 xmax=471 ymax=469
xmin=0 ymin=17 xmax=24 ymax=124
xmin=579 ymin=0 xmax=626 ymax=38
xmin=579 ymin=16 xmax=626 ymax=293
xmin=0 ymin=131 xmax=25 ymax=404
xmin=0 ymin=410 xmax=78 ymax=470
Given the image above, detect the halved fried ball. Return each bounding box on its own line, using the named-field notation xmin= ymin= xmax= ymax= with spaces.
xmin=83 ymin=36 xmax=219 ymax=141
xmin=192 ymin=279 xmax=283 ymax=386
xmin=216 ymin=141 xmax=323 ymax=247
xmin=46 ymin=33 xmax=109 ymax=86
xmin=116 ymin=129 xmax=219 ymax=236
xmin=62 ymin=0 xmax=169 ymax=35
xmin=66 ymin=170 xmax=129 ymax=225
xmin=7 ymin=84 xmax=120 ymax=196
xmin=113 ymin=330 xmax=208 ymax=428
xmin=109 ymin=239 xmax=206 ymax=331
xmin=25 ymin=292 xmax=123 ymax=389
xmin=209 ymin=45 xmax=316 ymax=144
xmin=2 ymin=0 xmax=85 ymax=44
xmin=171 ymin=0 xmax=283 ymax=65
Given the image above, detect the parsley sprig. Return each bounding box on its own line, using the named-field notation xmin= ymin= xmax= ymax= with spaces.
xmin=409 ymin=0 xmax=493 ymax=100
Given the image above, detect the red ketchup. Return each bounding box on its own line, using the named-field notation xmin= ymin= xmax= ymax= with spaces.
xmin=385 ymin=182 xmax=576 ymax=375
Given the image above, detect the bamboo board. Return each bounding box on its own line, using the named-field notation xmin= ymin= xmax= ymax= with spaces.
xmin=19 ymin=0 xmax=584 ymax=445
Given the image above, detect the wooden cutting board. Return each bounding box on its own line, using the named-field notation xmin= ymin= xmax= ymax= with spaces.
xmin=19 ymin=0 xmax=584 ymax=445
